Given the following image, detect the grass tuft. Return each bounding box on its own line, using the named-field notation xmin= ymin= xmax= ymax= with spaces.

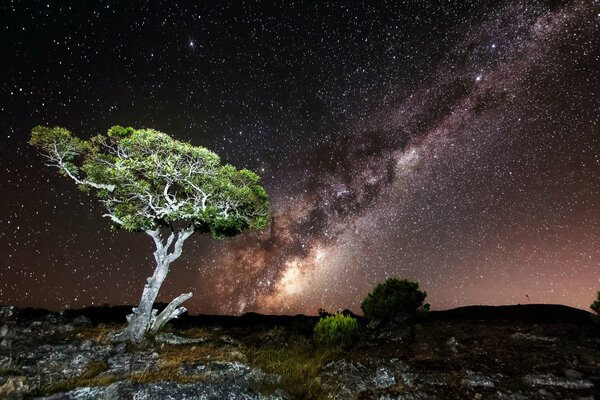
xmin=0 ymin=365 xmax=21 ymax=376
xmin=39 ymin=361 xmax=117 ymax=396
xmin=246 ymin=339 xmax=343 ymax=400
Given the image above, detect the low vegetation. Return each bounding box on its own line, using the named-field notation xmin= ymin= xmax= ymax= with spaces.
xmin=35 ymin=324 xmax=344 ymax=399
xmin=313 ymin=312 xmax=359 ymax=348
xmin=246 ymin=340 xmax=342 ymax=399
xmin=361 ymin=277 xmax=429 ymax=322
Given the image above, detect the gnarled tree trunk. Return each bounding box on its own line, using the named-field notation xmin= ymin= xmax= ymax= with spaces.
xmin=113 ymin=227 xmax=194 ymax=344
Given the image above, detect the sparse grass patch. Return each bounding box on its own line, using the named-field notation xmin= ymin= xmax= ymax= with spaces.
xmin=72 ymin=324 xmax=125 ymax=343
xmin=78 ymin=360 xmax=109 ymax=380
xmin=0 ymin=365 xmax=21 ymax=376
xmin=246 ymin=341 xmax=343 ymax=400
xmin=158 ymin=342 xmax=245 ymax=367
xmin=178 ymin=326 xmax=213 ymax=339
xmin=38 ymin=361 xmax=118 ymax=396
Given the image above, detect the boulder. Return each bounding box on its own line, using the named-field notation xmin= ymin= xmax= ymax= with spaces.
xmin=39 ymin=380 xmax=288 ymax=400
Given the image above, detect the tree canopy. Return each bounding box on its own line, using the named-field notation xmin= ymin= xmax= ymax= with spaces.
xmin=29 ymin=125 xmax=269 ymax=238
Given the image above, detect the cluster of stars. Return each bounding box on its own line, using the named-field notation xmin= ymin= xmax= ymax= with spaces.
xmin=0 ymin=0 xmax=598 ymax=314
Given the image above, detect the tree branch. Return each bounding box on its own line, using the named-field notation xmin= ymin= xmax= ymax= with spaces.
xmin=145 ymin=228 xmax=163 ymax=250
xmin=165 ymin=227 xmax=194 ymax=264
xmin=102 ymin=214 xmax=124 ymax=225
xmin=43 ymin=141 xmax=116 ymax=192
xmin=149 ymin=292 xmax=193 ymax=332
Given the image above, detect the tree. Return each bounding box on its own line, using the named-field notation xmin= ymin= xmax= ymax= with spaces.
xmin=360 ymin=278 xmax=429 ymax=322
xmin=591 ymin=291 xmax=600 ymax=326
xmin=29 ymin=126 xmax=269 ymax=343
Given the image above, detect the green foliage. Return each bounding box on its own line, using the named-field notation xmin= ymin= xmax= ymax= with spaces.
xmin=361 ymin=278 xmax=428 ymax=322
xmin=29 ymin=125 xmax=269 ymax=237
xmin=313 ymin=313 xmax=359 ymax=348
xmin=591 ymin=291 xmax=600 ymax=326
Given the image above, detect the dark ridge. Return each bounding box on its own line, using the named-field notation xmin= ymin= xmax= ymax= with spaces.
xmin=429 ymin=304 xmax=595 ymax=324
xmin=1 ymin=303 xmax=594 ymax=326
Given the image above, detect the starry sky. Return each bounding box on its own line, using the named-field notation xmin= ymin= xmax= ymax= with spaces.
xmin=1 ymin=0 xmax=599 ymax=315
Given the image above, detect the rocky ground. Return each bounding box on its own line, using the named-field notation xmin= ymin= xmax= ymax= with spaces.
xmin=0 ymin=305 xmax=599 ymax=399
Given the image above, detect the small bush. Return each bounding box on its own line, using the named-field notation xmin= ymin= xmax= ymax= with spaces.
xmin=591 ymin=291 xmax=600 ymax=326
xmin=313 ymin=313 xmax=359 ymax=347
xmin=361 ymin=278 xmax=428 ymax=322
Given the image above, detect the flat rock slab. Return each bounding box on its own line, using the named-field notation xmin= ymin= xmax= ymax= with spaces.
xmin=179 ymin=361 xmax=282 ymax=386
xmin=36 ymin=380 xmax=288 ymax=400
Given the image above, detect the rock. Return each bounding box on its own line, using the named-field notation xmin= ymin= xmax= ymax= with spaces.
xmin=0 ymin=356 xmax=11 ymax=368
xmin=0 ymin=306 xmax=17 ymax=319
xmin=523 ymin=373 xmax=594 ymax=389
xmin=446 ymin=336 xmax=459 ymax=355
xmin=511 ymin=332 xmax=559 ymax=343
xmin=72 ymin=316 xmax=91 ymax=326
xmin=374 ymin=366 xmax=395 ymax=388
xmin=104 ymin=351 xmax=160 ymax=376
xmin=110 ymin=342 xmax=127 ymax=355
xmin=52 ymin=386 xmax=107 ymax=399
xmin=371 ymin=325 xmax=413 ymax=343
xmin=487 ymin=391 xmax=532 ymax=400
xmin=564 ymin=369 xmax=583 ymax=379
xmin=378 ymin=393 xmax=431 ymax=400
xmin=40 ymin=380 xmax=288 ymax=399
xmin=536 ymin=388 xmax=557 ymax=399
xmin=399 ymin=371 xmax=419 ymax=387
xmin=319 ymin=360 xmax=371 ymax=399
xmin=179 ymin=361 xmax=281 ymax=387
xmin=420 ymin=373 xmax=449 ymax=387
xmin=79 ymin=340 xmax=94 ymax=351
xmin=154 ymin=332 xmax=206 ymax=345
xmin=461 ymin=370 xmax=497 ymax=389
xmin=219 ymin=335 xmax=240 ymax=346
xmin=2 ymin=305 xmax=599 ymax=399
xmin=319 ymin=358 xmax=411 ymax=399
xmin=0 ymin=376 xmax=29 ymax=397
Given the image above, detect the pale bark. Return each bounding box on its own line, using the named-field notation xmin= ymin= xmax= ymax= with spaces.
xmin=114 ymin=226 xmax=195 ymax=343
xmin=150 ymin=292 xmax=192 ymax=332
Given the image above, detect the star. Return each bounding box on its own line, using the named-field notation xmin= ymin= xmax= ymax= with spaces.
xmin=0 ymin=0 xmax=597 ymax=316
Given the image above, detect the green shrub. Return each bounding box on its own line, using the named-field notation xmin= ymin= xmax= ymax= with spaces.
xmin=361 ymin=278 xmax=428 ymax=322
xmin=313 ymin=312 xmax=359 ymax=347
xmin=591 ymin=291 xmax=600 ymax=326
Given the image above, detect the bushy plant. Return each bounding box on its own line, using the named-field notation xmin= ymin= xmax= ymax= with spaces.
xmin=591 ymin=291 xmax=600 ymax=326
xmin=313 ymin=312 xmax=359 ymax=347
xmin=361 ymin=278 xmax=428 ymax=322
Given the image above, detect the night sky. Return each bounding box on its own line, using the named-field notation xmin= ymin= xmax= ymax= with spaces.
xmin=1 ymin=0 xmax=599 ymax=315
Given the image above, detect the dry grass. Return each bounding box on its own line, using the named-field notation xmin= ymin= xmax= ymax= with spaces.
xmin=39 ymin=361 xmax=119 ymax=395
xmin=39 ymin=324 xmax=346 ymax=398
xmin=72 ymin=324 xmax=125 ymax=343
xmin=158 ymin=342 xmax=245 ymax=365
xmin=128 ymin=370 xmax=204 ymax=385
xmin=246 ymin=340 xmax=343 ymax=400
xmin=177 ymin=326 xmax=213 ymax=339
xmin=0 ymin=365 xmax=21 ymax=376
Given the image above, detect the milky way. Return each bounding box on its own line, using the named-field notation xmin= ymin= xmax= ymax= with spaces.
xmin=1 ymin=1 xmax=598 ymax=314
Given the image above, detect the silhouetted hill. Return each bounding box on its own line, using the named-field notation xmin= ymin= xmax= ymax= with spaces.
xmin=1 ymin=303 xmax=594 ymax=326
xmin=429 ymin=304 xmax=594 ymax=324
